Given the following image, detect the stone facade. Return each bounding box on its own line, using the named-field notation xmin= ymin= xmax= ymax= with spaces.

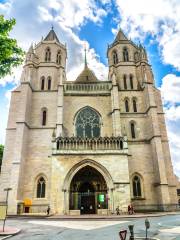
xmin=0 ymin=28 xmax=178 ymax=215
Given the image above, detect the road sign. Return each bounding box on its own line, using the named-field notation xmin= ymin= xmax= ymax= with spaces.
xmin=98 ymin=194 xmax=104 ymax=202
xmin=119 ymin=230 xmax=127 ymax=240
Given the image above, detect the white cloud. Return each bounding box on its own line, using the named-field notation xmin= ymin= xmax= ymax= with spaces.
xmin=0 ymin=0 xmax=108 ymax=86
xmin=160 ymin=74 xmax=180 ymax=103
xmin=114 ymin=0 xmax=180 ymax=70
xmin=160 ymin=74 xmax=180 ymax=177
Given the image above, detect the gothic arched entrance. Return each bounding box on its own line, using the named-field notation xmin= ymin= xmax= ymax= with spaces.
xmin=69 ymin=166 xmax=108 ymax=214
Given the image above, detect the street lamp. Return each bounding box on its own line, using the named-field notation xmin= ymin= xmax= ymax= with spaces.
xmin=145 ymin=218 xmax=150 ymax=239
xmin=3 ymin=188 xmax=12 ymax=231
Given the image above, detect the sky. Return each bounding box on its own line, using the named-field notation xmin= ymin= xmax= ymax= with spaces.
xmin=0 ymin=0 xmax=180 ymax=177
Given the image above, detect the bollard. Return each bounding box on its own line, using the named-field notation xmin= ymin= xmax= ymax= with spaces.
xmin=145 ymin=218 xmax=150 ymax=239
xmin=128 ymin=225 xmax=134 ymax=240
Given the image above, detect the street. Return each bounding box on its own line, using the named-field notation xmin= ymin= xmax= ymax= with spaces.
xmin=2 ymin=214 xmax=180 ymax=240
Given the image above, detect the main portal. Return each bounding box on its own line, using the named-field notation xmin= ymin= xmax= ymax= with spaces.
xmin=69 ymin=166 xmax=108 ymax=214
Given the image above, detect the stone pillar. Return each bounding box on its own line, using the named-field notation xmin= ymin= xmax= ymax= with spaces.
xmin=111 ymin=73 xmax=122 ymax=136
xmin=8 ymin=83 xmax=32 ymax=214
xmin=56 ymin=69 xmax=64 ymax=137
xmin=145 ymin=83 xmax=170 ymax=207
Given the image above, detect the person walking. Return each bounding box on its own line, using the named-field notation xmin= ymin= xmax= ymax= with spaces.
xmin=47 ymin=205 xmax=50 ymax=215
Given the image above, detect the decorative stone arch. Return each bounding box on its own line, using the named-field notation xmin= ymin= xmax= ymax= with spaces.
xmin=130 ymin=172 xmax=145 ymax=199
xmin=62 ymin=159 xmax=114 ymax=214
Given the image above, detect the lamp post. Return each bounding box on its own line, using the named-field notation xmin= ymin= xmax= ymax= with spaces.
xmin=3 ymin=188 xmax=12 ymax=232
xmin=145 ymin=218 xmax=150 ymax=239
xmin=128 ymin=225 xmax=134 ymax=240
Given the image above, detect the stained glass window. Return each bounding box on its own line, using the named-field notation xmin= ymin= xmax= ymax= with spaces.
xmin=75 ymin=107 xmax=101 ymax=138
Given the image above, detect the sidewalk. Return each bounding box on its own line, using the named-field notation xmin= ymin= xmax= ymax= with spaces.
xmin=7 ymin=211 xmax=180 ymax=220
xmin=0 ymin=227 xmax=20 ymax=237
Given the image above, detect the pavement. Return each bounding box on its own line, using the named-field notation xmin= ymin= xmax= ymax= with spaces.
xmin=1 ymin=213 xmax=180 ymax=239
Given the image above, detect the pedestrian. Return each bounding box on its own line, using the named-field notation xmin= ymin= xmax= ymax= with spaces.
xmin=47 ymin=205 xmax=50 ymax=215
xmin=131 ymin=204 xmax=134 ymax=214
xmin=116 ymin=206 xmax=120 ymax=215
xmin=128 ymin=204 xmax=131 ymax=214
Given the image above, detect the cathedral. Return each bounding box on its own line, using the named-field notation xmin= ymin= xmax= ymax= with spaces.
xmin=0 ymin=28 xmax=178 ymax=215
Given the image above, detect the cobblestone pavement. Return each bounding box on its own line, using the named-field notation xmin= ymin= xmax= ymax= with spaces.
xmin=2 ymin=214 xmax=180 ymax=240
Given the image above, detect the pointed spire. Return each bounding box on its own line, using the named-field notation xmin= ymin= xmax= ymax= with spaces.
xmin=114 ymin=28 xmax=128 ymax=42
xmin=44 ymin=27 xmax=60 ymax=43
xmin=84 ymin=46 xmax=87 ymax=68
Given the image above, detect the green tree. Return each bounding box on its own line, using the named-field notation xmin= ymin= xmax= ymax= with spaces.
xmin=0 ymin=15 xmax=24 ymax=78
xmin=0 ymin=144 xmax=4 ymax=172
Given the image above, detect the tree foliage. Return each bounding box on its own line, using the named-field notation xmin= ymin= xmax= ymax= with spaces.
xmin=0 ymin=144 xmax=4 ymax=172
xmin=0 ymin=15 xmax=25 ymax=78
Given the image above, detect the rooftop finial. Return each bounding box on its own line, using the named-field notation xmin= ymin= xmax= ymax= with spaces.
xmin=84 ymin=44 xmax=87 ymax=68
xmin=51 ymin=24 xmax=54 ymax=30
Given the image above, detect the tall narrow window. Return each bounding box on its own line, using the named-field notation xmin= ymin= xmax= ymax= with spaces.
xmin=132 ymin=175 xmax=142 ymax=197
xmin=47 ymin=77 xmax=51 ymax=90
xmin=125 ymin=100 xmax=129 ymax=112
xmin=37 ymin=177 xmax=46 ymax=198
xmin=75 ymin=107 xmax=101 ymax=138
xmin=41 ymin=77 xmax=45 ymax=90
xmin=131 ymin=122 xmax=136 ymax=138
xmin=133 ymin=99 xmax=137 ymax=112
xmin=56 ymin=51 xmax=61 ymax=64
xmin=123 ymin=75 xmax=127 ymax=89
xmin=112 ymin=51 xmax=118 ymax=64
xmin=45 ymin=47 xmax=51 ymax=62
xmin=130 ymin=75 xmax=133 ymax=89
xmin=123 ymin=47 xmax=129 ymax=61
xmin=42 ymin=109 xmax=47 ymax=126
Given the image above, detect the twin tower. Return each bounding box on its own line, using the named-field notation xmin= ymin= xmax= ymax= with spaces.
xmin=0 ymin=28 xmax=178 ymax=215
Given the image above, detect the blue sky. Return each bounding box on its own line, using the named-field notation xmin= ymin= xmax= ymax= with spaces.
xmin=0 ymin=0 xmax=180 ymax=177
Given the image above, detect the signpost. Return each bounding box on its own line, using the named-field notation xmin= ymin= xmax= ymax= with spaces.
xmin=1 ymin=188 xmax=12 ymax=232
xmin=119 ymin=230 xmax=127 ymax=240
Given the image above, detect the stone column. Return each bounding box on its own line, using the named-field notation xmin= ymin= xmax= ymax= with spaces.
xmin=111 ymin=73 xmax=122 ymax=136
xmin=145 ymin=83 xmax=170 ymax=207
xmin=56 ymin=69 xmax=64 ymax=137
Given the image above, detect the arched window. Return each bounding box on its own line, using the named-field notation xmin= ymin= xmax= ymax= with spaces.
xmin=123 ymin=47 xmax=129 ymax=61
xmin=125 ymin=99 xmax=129 ymax=112
xmin=45 ymin=47 xmax=51 ymax=62
xmin=37 ymin=177 xmax=46 ymax=198
xmin=130 ymin=75 xmax=133 ymax=89
xmin=130 ymin=122 xmax=136 ymax=138
xmin=112 ymin=51 xmax=118 ymax=64
xmin=47 ymin=77 xmax=51 ymax=90
xmin=132 ymin=175 xmax=142 ymax=197
xmin=133 ymin=99 xmax=137 ymax=112
xmin=123 ymin=75 xmax=127 ymax=89
xmin=75 ymin=107 xmax=101 ymax=138
xmin=56 ymin=51 xmax=61 ymax=64
xmin=41 ymin=77 xmax=45 ymax=90
xmin=42 ymin=109 xmax=47 ymax=126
